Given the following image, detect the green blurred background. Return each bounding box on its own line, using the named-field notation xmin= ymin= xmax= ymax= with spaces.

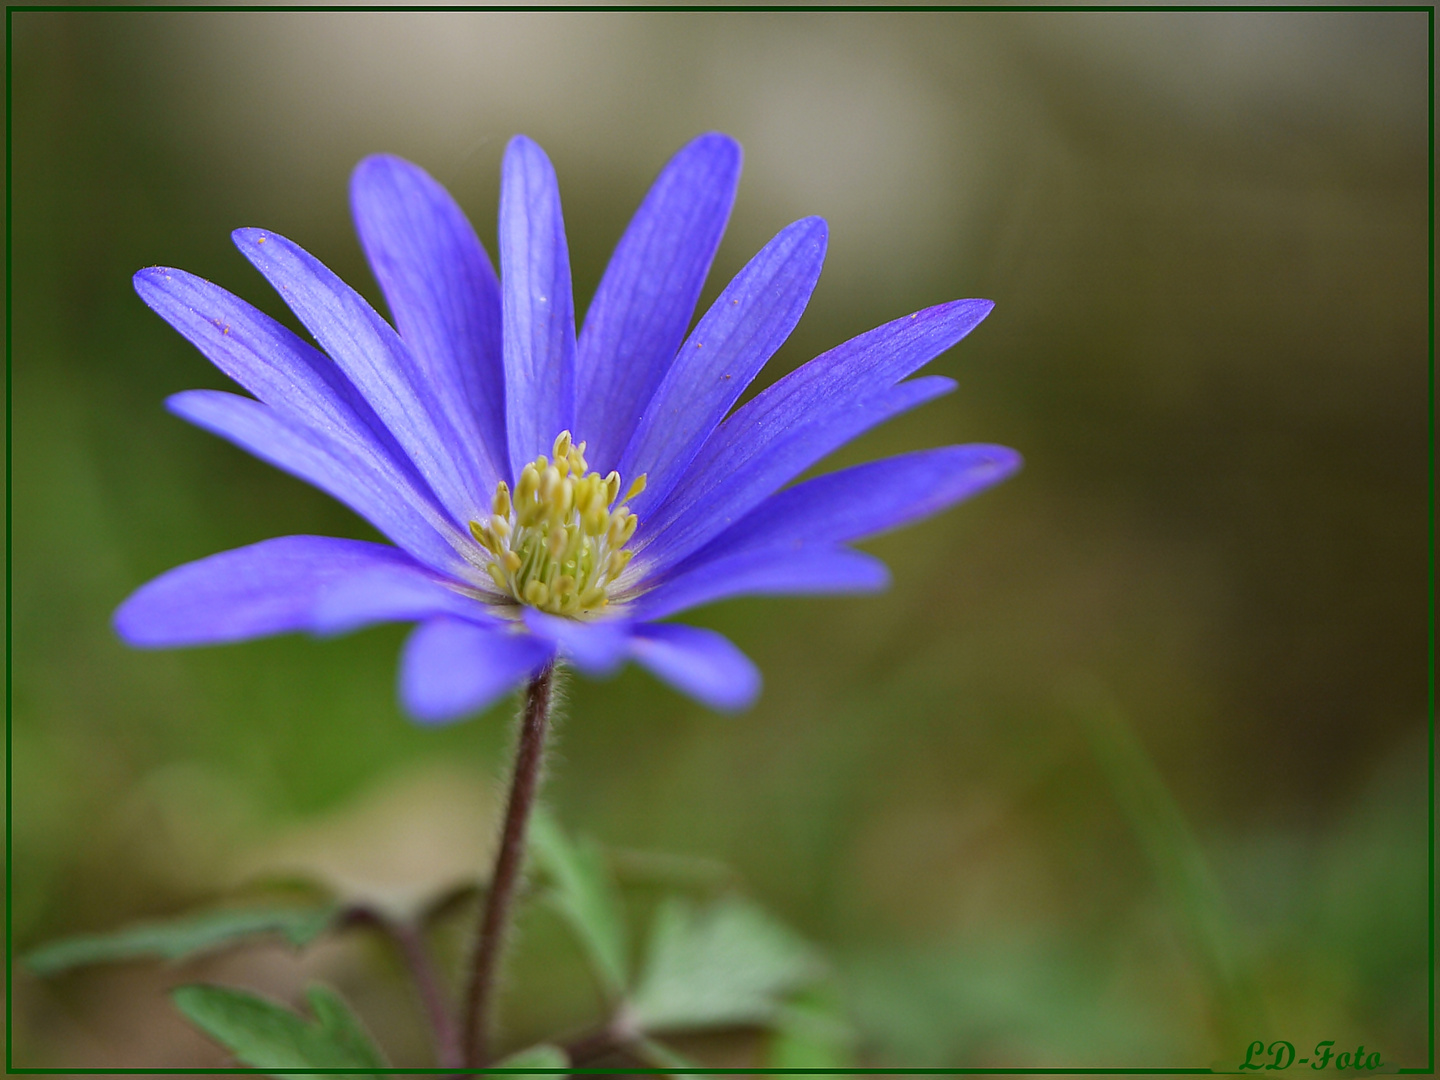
xmin=9 ymin=9 xmax=1431 ymax=1070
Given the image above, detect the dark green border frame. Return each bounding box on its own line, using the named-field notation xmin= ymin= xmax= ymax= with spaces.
xmin=3 ymin=4 xmax=1433 ymax=1073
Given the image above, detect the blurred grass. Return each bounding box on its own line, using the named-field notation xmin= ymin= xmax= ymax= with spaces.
xmin=8 ymin=9 xmax=1430 ymax=1070
xmin=1067 ymin=676 xmax=1258 ymax=1053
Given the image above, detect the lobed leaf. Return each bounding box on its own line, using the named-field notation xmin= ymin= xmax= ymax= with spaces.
xmin=629 ymin=895 xmax=824 ymax=1033
xmin=303 ymin=985 xmax=389 ymax=1069
xmin=24 ymin=905 xmax=338 ymax=976
xmin=172 ymin=982 xmax=387 ymax=1077
xmin=528 ymin=810 xmax=629 ymax=998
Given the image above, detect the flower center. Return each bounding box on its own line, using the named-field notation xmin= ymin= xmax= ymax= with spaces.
xmin=469 ymin=431 xmax=646 ymax=618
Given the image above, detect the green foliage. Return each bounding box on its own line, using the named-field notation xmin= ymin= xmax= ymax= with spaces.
xmin=24 ymin=905 xmax=338 ymax=976
xmin=171 ymin=983 xmax=389 ymax=1077
xmin=491 ymin=1043 xmax=570 ymax=1072
xmin=766 ymin=987 xmax=857 ymax=1070
xmin=630 ymin=894 xmax=824 ymax=1033
xmin=1070 ymin=680 xmax=1258 ymax=1044
xmin=520 ymin=817 xmax=839 ymax=1070
xmin=631 ymin=1035 xmax=703 ymax=1080
xmin=22 ymin=813 xmax=843 ymax=1071
xmin=529 ymin=809 xmax=629 ymax=999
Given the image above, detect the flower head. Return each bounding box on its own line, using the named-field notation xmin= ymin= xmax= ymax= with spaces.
xmin=115 ymin=134 xmax=1020 ymax=721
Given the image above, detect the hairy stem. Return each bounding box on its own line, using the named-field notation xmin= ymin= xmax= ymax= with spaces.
xmin=462 ymin=662 xmax=556 ymax=1068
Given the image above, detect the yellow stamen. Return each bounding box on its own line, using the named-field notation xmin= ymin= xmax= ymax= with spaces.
xmin=475 ymin=436 xmax=645 ymax=617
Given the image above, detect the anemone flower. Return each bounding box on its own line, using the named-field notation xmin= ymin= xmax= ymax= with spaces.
xmin=115 ymin=133 xmax=1020 ymax=722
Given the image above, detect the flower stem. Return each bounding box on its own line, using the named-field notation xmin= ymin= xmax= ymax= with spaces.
xmin=462 ymin=662 xmax=556 ymax=1068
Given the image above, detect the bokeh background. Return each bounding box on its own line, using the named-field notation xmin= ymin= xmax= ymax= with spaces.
xmin=9 ymin=9 xmax=1431 ymax=1070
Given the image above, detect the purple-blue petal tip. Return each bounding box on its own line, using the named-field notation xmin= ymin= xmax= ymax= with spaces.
xmin=689 ymin=131 xmax=743 ymax=169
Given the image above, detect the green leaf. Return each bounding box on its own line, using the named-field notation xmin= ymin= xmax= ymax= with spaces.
xmin=491 ymin=1043 xmax=570 ymax=1072
xmin=303 ymin=986 xmax=388 ymax=1069
xmin=766 ymin=987 xmax=856 ymax=1069
xmin=632 ymin=1036 xmax=704 ymax=1080
xmin=528 ymin=810 xmax=629 ymax=998
xmin=24 ymin=905 xmax=338 ymax=976
xmin=630 ymin=895 xmax=824 ymax=1033
xmin=172 ymin=982 xmax=388 ymax=1077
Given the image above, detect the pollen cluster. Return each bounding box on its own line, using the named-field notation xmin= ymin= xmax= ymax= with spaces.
xmin=470 ymin=431 xmax=645 ymax=617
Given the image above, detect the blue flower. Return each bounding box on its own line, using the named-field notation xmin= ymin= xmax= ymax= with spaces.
xmin=114 ymin=134 xmax=1020 ymax=722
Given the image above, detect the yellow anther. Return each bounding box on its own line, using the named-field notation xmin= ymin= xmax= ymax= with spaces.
xmin=478 ymin=438 xmax=644 ymax=617
xmin=623 ymin=473 xmax=647 ymax=502
xmin=583 ymin=505 xmax=609 ymax=536
xmin=516 ymin=463 xmax=540 ymax=502
xmin=607 ymin=509 xmax=630 ymax=547
xmin=573 ymin=479 xmax=596 ymax=516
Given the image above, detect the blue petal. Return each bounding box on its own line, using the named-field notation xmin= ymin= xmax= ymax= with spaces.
xmin=633 ymin=298 xmax=992 ymax=572
xmin=400 ymin=618 xmax=555 ymax=725
xmin=133 ymin=268 xmax=417 ymax=470
xmin=633 ymin=376 xmax=954 ymax=575
xmin=500 ymin=136 xmax=576 ymax=472
xmin=232 ymin=227 xmax=488 ymax=526
xmin=628 ymin=623 xmax=760 ymax=712
xmin=617 ymin=217 xmax=828 ymax=513
xmin=522 ymin=608 xmax=631 ymax=676
xmin=311 ymin=566 xmax=501 ymax=637
xmin=114 ymin=535 xmax=458 ymax=646
xmin=628 ymin=547 xmax=889 ymax=621
xmin=576 ymin=133 xmax=741 ymax=473
xmin=676 ymin=444 xmax=1022 ymax=574
xmin=167 ymin=390 xmax=472 ymax=578
xmin=351 ymin=154 xmax=509 ymax=489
